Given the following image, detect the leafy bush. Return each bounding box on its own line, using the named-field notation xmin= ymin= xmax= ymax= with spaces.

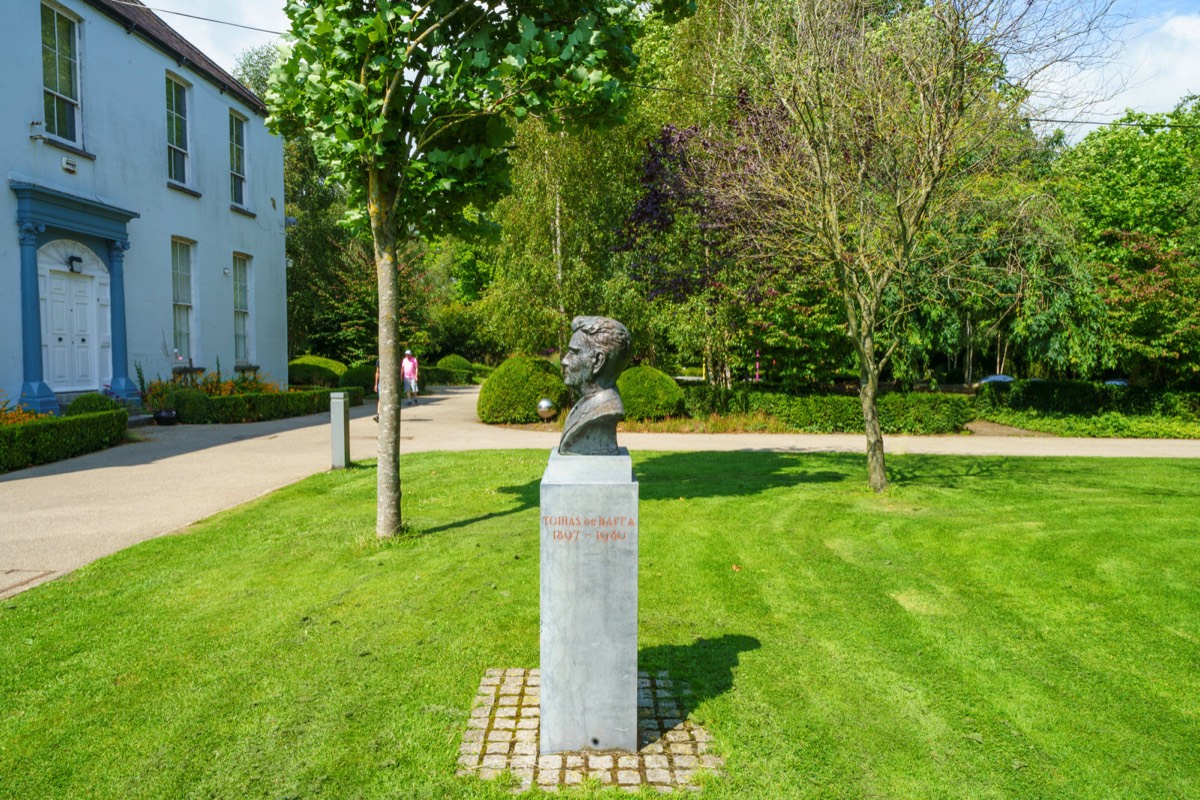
xmin=977 ymin=379 xmax=1200 ymax=420
xmin=472 ymin=363 xmax=495 ymax=382
xmin=436 ymin=354 xmax=473 ymax=373
xmin=64 ymin=393 xmax=121 ymax=416
xmin=683 ymin=384 xmax=755 ymax=417
xmin=340 ymin=362 xmax=377 ymax=394
xmin=477 ymin=356 xmax=569 ymax=424
xmin=421 ymin=366 xmax=473 ymax=386
xmin=981 ymin=408 xmax=1200 ymax=439
xmin=0 ymin=410 xmax=128 ymax=473
xmin=288 ymin=355 xmax=347 ymax=387
xmin=618 ymin=366 xmax=686 ymax=420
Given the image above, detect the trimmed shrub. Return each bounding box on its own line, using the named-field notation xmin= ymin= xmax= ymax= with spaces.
xmin=421 ymin=366 xmax=473 ymax=386
xmin=618 ymin=366 xmax=686 ymax=420
xmin=683 ymin=385 xmax=972 ymax=434
xmin=288 ymin=355 xmax=347 ymax=387
xmin=472 ymin=363 xmax=495 ymax=382
xmin=169 ymin=387 xmax=364 ymax=424
xmin=478 ymin=356 xmax=569 ymax=424
xmin=65 ymin=392 xmax=121 ymax=416
xmin=1 ymin=409 xmax=128 ymax=473
xmin=977 ymin=379 xmax=1200 ymax=420
xmin=340 ymin=362 xmax=377 ymax=394
xmin=170 ymin=388 xmax=212 ymax=423
xmin=436 ymin=354 xmax=473 ymax=373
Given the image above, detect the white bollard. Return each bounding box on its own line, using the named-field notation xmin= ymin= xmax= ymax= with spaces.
xmin=330 ymin=392 xmax=350 ymax=469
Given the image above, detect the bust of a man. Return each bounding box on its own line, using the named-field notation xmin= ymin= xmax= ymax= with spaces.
xmin=558 ymin=316 xmax=631 ymax=456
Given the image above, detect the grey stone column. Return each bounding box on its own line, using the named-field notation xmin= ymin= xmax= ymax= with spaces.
xmin=539 ymin=449 xmax=639 ymax=754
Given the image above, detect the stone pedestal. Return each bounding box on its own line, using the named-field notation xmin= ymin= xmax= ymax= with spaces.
xmin=539 ymin=448 xmax=639 ymax=754
xmin=330 ymin=392 xmax=350 ymax=469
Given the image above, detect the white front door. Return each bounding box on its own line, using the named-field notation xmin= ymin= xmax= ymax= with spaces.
xmin=38 ymin=241 xmax=106 ymax=394
xmin=43 ymin=270 xmax=96 ymax=391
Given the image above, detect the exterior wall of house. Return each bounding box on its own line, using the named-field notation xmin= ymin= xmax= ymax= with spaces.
xmin=2 ymin=0 xmax=287 ymax=410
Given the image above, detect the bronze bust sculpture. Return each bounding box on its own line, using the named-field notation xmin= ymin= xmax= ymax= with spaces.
xmin=558 ymin=316 xmax=631 ymax=456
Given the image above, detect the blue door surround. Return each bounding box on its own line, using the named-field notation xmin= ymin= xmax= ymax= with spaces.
xmin=11 ymin=181 xmax=140 ymax=412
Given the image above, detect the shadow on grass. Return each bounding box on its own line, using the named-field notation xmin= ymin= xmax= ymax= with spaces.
xmin=635 ymin=451 xmax=852 ymax=502
xmin=418 ymin=476 xmax=541 ymax=535
xmin=639 ymin=634 xmax=762 ymax=716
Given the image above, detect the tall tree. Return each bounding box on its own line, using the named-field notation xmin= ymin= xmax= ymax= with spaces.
xmin=707 ymin=0 xmax=1116 ymax=492
xmin=268 ymin=1 xmax=692 ymax=537
xmin=1055 ymin=98 xmax=1200 ymax=386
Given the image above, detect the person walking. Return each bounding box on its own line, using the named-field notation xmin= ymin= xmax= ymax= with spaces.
xmin=401 ymin=349 xmax=420 ymax=405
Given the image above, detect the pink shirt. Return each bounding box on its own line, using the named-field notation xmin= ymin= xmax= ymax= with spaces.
xmin=402 ymin=356 xmax=419 ymax=380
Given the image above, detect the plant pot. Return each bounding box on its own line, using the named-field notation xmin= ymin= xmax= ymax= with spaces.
xmin=153 ymin=409 xmax=178 ymax=426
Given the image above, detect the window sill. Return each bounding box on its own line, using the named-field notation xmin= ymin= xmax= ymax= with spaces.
xmin=40 ymin=137 xmax=97 ymax=160
xmin=167 ymin=181 xmax=201 ymax=198
xmin=233 ymin=363 xmax=260 ymax=373
xmin=230 ymin=205 xmax=256 ymax=218
xmin=171 ymin=364 xmax=204 ymax=376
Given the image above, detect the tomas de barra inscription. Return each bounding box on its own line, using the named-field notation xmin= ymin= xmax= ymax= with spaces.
xmin=543 ymin=514 xmax=636 ymax=543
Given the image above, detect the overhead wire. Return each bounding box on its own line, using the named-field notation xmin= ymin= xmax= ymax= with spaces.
xmin=107 ymin=4 xmax=1200 ymax=130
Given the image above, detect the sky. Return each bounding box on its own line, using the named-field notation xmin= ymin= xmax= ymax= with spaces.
xmin=145 ymin=0 xmax=1199 ymax=133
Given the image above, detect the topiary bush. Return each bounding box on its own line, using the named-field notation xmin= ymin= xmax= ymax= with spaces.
xmin=288 ymin=355 xmax=347 ymax=387
xmin=340 ymin=362 xmax=377 ymax=394
xmin=436 ymin=354 xmax=473 ymax=374
xmin=617 ymin=366 xmax=686 ymax=420
xmin=64 ymin=392 xmax=121 ymax=416
xmin=477 ymin=356 xmax=569 ymax=424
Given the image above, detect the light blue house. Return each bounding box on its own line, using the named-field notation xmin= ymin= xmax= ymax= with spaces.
xmin=3 ymin=0 xmax=287 ymax=413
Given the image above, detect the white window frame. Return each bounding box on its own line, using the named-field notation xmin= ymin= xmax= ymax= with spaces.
xmin=41 ymin=3 xmax=81 ymax=143
xmin=229 ymin=112 xmax=248 ymax=207
xmin=232 ymin=253 xmax=252 ymax=364
xmin=171 ymin=239 xmax=195 ymax=362
xmin=166 ymin=75 xmax=190 ymax=185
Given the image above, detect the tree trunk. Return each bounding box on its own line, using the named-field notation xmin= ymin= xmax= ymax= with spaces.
xmin=858 ymin=362 xmax=887 ymax=492
xmin=370 ymin=173 xmax=402 ymax=538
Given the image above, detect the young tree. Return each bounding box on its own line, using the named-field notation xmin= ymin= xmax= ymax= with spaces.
xmin=709 ymin=0 xmax=1116 ymax=491
xmin=268 ymin=1 xmax=692 ymax=537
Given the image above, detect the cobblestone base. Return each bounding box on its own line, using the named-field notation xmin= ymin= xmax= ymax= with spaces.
xmin=458 ymin=668 xmax=723 ymax=793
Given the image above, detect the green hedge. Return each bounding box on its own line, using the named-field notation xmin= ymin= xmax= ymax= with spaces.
xmin=421 ymin=366 xmax=474 ymax=386
xmin=618 ymin=366 xmax=686 ymax=420
xmin=472 ymin=363 xmax=495 ymax=382
xmin=64 ymin=392 xmax=121 ymax=416
xmin=682 ymin=385 xmax=973 ymax=434
xmin=171 ymin=388 xmax=364 ymax=424
xmin=977 ymin=379 xmax=1200 ymax=420
xmin=288 ymin=355 xmax=347 ymax=387
xmin=1 ymin=409 xmax=128 ymax=473
xmin=478 ymin=356 xmax=569 ymax=424
xmin=340 ymin=362 xmax=377 ymax=394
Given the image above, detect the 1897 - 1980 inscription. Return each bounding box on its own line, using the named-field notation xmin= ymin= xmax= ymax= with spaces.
xmin=543 ymin=514 xmax=636 ymax=543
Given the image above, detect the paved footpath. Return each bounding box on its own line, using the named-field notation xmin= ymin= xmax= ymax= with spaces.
xmin=3 ymin=385 xmax=1198 ymax=598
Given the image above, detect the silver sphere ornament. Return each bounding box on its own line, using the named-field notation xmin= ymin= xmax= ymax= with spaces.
xmin=537 ymin=398 xmax=556 ymax=420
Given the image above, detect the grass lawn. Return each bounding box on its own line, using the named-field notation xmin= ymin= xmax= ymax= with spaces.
xmin=2 ymin=451 xmax=1198 ymax=799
